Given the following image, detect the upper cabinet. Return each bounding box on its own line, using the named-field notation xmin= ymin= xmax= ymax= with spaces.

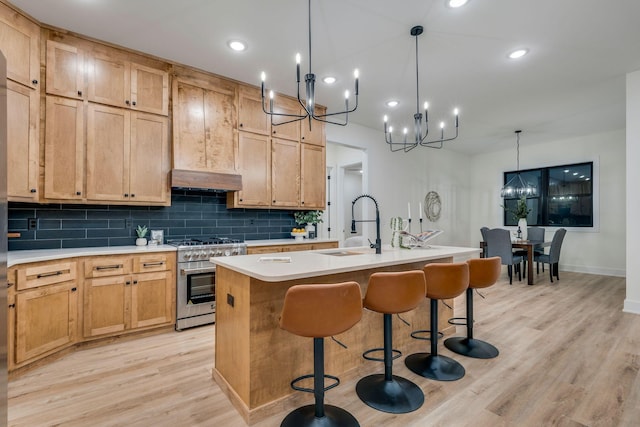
xmin=0 ymin=8 xmax=40 ymax=89
xmin=88 ymin=54 xmax=169 ymax=116
xmin=238 ymin=84 xmax=269 ymax=135
xmin=270 ymin=95 xmax=301 ymax=141
xmin=46 ymin=40 xmax=85 ymax=100
xmin=172 ymin=77 xmax=237 ymax=173
xmin=300 ymin=106 xmax=326 ymax=146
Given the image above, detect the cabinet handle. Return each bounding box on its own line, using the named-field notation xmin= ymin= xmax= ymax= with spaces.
xmin=30 ymin=189 xmax=36 ymax=193
xmin=133 ymin=280 xmax=138 ymax=285
xmin=130 ymin=194 xmax=135 ymax=198
xmin=8 ymin=303 xmax=15 ymax=308
xmin=95 ymin=264 xmax=123 ymax=271
xmin=272 ymin=200 xmax=276 ymax=203
xmin=143 ymin=261 xmax=165 ymax=267
xmin=37 ymin=271 xmax=63 ymax=279
xmin=78 ymin=90 xmax=82 ymax=96
xmin=124 ymin=193 xmax=129 ymax=197
xmin=32 ymin=79 xmax=38 ymax=85
xmin=125 ymin=100 xmax=130 ymax=105
xmin=71 ymin=287 xmax=77 ymax=292
xmin=125 ymin=281 xmax=131 ymax=285
xmin=132 ymin=101 xmax=136 ymax=106
xmin=239 ymin=123 xmax=243 ymax=127
xmin=76 ymin=191 xmax=82 ymax=196
xmin=301 ymin=201 xmax=305 ymax=205
xmin=239 ymin=198 xmax=243 ymax=202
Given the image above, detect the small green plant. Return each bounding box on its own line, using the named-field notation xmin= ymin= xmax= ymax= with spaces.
xmin=501 ymin=196 xmax=531 ymax=220
xmin=135 ymin=225 xmax=149 ymax=238
xmin=294 ymin=210 xmax=323 ymax=226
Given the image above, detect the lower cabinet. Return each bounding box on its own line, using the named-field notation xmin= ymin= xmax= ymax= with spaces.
xmin=246 ymin=241 xmax=338 ymax=255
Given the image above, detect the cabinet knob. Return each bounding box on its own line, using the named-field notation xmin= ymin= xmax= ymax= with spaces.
xmin=124 ymin=193 xmax=129 ymax=197
xmin=301 ymin=136 xmax=305 ymax=140
xmin=130 ymin=194 xmax=135 ymax=198
xmin=301 ymin=201 xmax=305 ymax=205
xmin=8 ymin=303 xmax=15 ymax=308
xmin=272 ymin=200 xmax=276 ymax=203
xmin=132 ymin=101 xmax=136 ymax=106
xmin=239 ymin=198 xmax=243 ymax=202
xmin=125 ymin=100 xmax=130 ymax=105
xmin=30 ymin=189 xmax=36 ymax=193
xmin=7 ymin=283 xmax=13 ymax=288
xmin=272 ymin=130 xmax=276 ymax=134
xmin=71 ymin=287 xmax=77 ymax=292
xmin=133 ymin=280 xmax=138 ymax=285
xmin=78 ymin=90 xmax=82 ymax=96
xmin=76 ymin=191 xmax=82 ymax=196
xmin=32 ymin=79 xmax=38 ymax=85
xmin=126 ymin=281 xmax=131 ymax=285
xmin=239 ymin=123 xmax=244 ymax=128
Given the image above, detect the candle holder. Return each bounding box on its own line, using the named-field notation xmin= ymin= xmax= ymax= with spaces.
xmin=419 ymin=218 xmax=423 ymax=233
xmin=408 ymin=218 xmax=412 ymax=233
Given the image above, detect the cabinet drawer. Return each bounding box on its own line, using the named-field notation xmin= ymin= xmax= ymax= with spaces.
xmin=132 ymin=253 xmax=170 ymax=273
xmin=16 ymin=261 xmax=77 ymax=291
xmin=84 ymin=257 xmax=131 ymax=278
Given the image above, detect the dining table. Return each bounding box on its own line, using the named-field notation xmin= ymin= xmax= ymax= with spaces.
xmin=480 ymin=239 xmax=551 ymax=285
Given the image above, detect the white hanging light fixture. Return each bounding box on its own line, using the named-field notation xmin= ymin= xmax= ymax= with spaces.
xmin=260 ymin=0 xmax=359 ymax=129
xmin=383 ymin=26 xmax=460 ymax=152
xmin=500 ymin=130 xmax=537 ymax=197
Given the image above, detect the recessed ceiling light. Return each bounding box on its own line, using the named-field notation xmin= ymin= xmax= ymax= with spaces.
xmin=447 ymin=0 xmax=469 ymax=8
xmin=228 ymin=40 xmax=247 ymax=52
xmin=386 ymin=100 xmax=399 ymax=108
xmin=508 ymin=48 xmax=529 ymax=59
xmin=323 ymin=76 xmax=336 ymax=84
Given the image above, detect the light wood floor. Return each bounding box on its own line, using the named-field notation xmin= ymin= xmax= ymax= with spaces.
xmin=8 ymin=271 xmax=640 ymax=427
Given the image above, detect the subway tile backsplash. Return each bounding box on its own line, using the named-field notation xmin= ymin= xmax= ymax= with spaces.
xmin=8 ymin=190 xmax=298 ymax=251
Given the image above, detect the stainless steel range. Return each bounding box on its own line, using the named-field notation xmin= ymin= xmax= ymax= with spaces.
xmin=168 ymin=238 xmax=247 ymax=330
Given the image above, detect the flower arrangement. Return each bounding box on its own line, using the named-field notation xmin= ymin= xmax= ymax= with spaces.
xmin=135 ymin=225 xmax=149 ymax=238
xmin=502 ymin=196 xmax=531 ymax=220
xmin=294 ymin=210 xmax=323 ymax=226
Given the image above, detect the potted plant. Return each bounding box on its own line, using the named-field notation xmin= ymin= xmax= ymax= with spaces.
xmin=135 ymin=225 xmax=149 ymax=246
xmin=502 ymin=196 xmax=531 ymax=239
xmin=294 ymin=210 xmax=323 ymax=239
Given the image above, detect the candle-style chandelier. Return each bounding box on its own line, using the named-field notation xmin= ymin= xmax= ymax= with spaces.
xmin=500 ymin=130 xmax=538 ymax=197
xmin=260 ymin=0 xmax=359 ymax=129
xmin=384 ymin=26 xmax=459 ymax=152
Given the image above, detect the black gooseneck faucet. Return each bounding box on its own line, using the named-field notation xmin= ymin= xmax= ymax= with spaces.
xmin=351 ymin=194 xmax=382 ymax=254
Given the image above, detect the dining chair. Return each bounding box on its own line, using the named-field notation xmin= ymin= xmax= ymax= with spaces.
xmin=480 ymin=227 xmax=490 ymax=257
xmin=484 ymin=228 xmax=523 ymax=284
xmin=534 ymin=228 xmax=567 ymax=283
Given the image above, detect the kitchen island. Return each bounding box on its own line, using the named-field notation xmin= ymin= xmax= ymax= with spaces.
xmin=212 ymin=244 xmax=480 ymax=424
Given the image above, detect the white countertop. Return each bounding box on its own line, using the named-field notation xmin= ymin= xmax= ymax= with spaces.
xmin=245 ymin=238 xmax=339 ymax=247
xmin=211 ymin=244 xmax=481 ymax=282
xmin=7 ymin=245 xmax=177 ymax=267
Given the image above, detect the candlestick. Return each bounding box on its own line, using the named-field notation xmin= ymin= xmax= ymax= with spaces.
xmin=407 ymin=202 xmax=411 ymax=220
xmin=419 ymin=202 xmax=423 ymax=219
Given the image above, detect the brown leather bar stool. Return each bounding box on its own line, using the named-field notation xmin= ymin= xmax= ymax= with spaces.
xmin=279 ymin=282 xmax=363 ymax=427
xmin=444 ymin=257 xmax=502 ymax=359
xmin=356 ymin=270 xmax=426 ymax=414
xmin=405 ymin=262 xmax=469 ymax=381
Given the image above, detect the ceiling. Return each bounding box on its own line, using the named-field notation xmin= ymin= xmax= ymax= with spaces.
xmin=11 ymin=0 xmax=640 ymax=154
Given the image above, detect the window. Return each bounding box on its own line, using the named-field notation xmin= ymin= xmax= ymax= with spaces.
xmin=503 ymin=162 xmax=593 ymax=227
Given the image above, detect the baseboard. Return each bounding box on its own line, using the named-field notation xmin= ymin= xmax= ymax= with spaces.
xmin=623 ymin=299 xmax=640 ymax=315
xmin=560 ymin=264 xmax=626 ymax=277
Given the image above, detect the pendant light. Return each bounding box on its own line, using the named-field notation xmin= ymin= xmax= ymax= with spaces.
xmin=500 ymin=130 xmax=537 ymax=197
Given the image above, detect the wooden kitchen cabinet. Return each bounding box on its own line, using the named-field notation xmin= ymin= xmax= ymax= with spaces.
xmin=246 ymin=241 xmax=338 ymax=254
xmin=172 ymin=78 xmax=237 ymax=173
xmin=86 ymin=103 xmax=169 ymax=204
xmin=300 ymin=105 xmax=326 ymax=146
xmin=7 ymin=79 xmax=39 ymax=201
xmin=238 ymin=84 xmax=269 ymax=135
xmin=88 ymin=54 xmax=169 ymax=116
xmin=300 ymin=143 xmax=326 ymax=209
xmin=130 ymin=270 xmax=173 ymax=329
xmin=271 ymin=137 xmax=300 ymax=207
xmin=0 ymin=7 xmax=40 ymax=90
xmin=229 ymin=132 xmax=271 ymax=207
xmin=12 ymin=260 xmax=79 ymax=366
xmin=46 ymin=40 xmax=85 ymax=99
xmin=44 ymin=96 xmax=85 ymax=200
xmin=270 ymin=95 xmax=301 ymax=141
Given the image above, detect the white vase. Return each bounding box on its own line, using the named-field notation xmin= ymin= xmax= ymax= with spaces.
xmin=136 ymin=237 xmax=147 ymax=246
xmin=517 ymin=218 xmax=528 ymax=240
xmin=305 ymin=224 xmax=316 ymax=239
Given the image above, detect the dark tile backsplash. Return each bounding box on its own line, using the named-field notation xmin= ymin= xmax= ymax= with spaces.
xmin=8 ymin=190 xmax=298 ymax=251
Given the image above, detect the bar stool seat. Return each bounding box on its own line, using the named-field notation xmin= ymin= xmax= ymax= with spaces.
xmin=445 ymin=257 xmax=502 ymax=359
xmin=405 ymin=262 xmax=469 ymax=381
xmin=356 ymin=270 xmax=426 ymax=414
xmin=279 ymin=282 xmax=363 ymax=427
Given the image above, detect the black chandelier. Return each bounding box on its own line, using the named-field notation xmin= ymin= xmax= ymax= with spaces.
xmin=260 ymin=0 xmax=359 ymax=129
xmin=500 ymin=130 xmax=538 ymax=197
xmin=384 ymin=26 xmax=459 ymax=152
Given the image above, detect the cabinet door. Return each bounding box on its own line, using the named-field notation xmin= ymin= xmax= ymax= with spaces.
xmin=129 ymin=112 xmax=168 ymax=203
xmin=0 ymin=10 xmax=40 ymax=89
xmin=235 ymin=132 xmax=271 ymax=206
xmin=300 ymin=106 xmax=326 ymax=146
xmin=84 ymin=275 xmax=129 ymax=337
xmin=130 ymin=271 xmax=173 ymax=329
xmin=271 ymin=138 xmax=300 ymax=207
xmin=44 ymin=96 xmax=85 ymax=200
xmin=15 ymin=282 xmax=78 ymax=364
xmin=204 ymin=84 xmax=237 ymax=173
xmin=238 ymin=85 xmax=269 ymax=135
xmin=46 ymin=40 xmax=85 ymax=99
xmin=270 ymin=95 xmax=301 ymax=141
xmin=88 ymin=54 xmax=130 ymax=108
xmin=7 ymin=268 xmax=16 ymax=370
xmin=7 ymin=80 xmax=39 ymax=201
xmin=130 ymin=62 xmax=168 ymax=116
xmin=87 ymin=104 xmax=130 ymax=202
xmin=300 ymin=143 xmax=326 ymax=209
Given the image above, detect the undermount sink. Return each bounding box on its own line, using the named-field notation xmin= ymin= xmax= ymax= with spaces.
xmin=320 ymin=250 xmax=367 ymax=257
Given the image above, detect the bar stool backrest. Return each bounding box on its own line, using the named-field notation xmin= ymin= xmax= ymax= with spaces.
xmin=423 ymin=262 xmax=469 ymax=300
xmin=280 ymin=282 xmax=363 ymax=338
xmin=364 ymin=270 xmax=426 ymax=314
xmin=467 ymin=257 xmax=501 ymax=289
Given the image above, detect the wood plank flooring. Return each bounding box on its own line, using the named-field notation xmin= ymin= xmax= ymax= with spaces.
xmin=8 ymin=271 xmax=640 ymax=427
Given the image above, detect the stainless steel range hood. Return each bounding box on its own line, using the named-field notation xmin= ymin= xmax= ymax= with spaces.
xmin=170 ymin=169 xmax=242 ymax=192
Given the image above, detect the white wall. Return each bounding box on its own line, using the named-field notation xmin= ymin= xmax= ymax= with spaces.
xmin=326 ymin=123 xmax=472 ymax=247
xmin=469 ymin=129 xmax=626 ymax=277
xmin=625 ymin=70 xmax=640 ymax=314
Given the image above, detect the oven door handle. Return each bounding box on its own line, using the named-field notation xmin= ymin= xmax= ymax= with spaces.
xmin=180 ymin=267 xmax=216 ymax=276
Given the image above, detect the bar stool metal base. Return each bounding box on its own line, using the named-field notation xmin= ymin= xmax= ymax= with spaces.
xmin=405 ymin=353 xmax=465 ymax=381
xmin=356 ymin=374 xmax=424 ymax=414
xmin=444 ymin=337 xmax=499 ymax=359
xmin=280 ymin=404 xmax=360 ymax=427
